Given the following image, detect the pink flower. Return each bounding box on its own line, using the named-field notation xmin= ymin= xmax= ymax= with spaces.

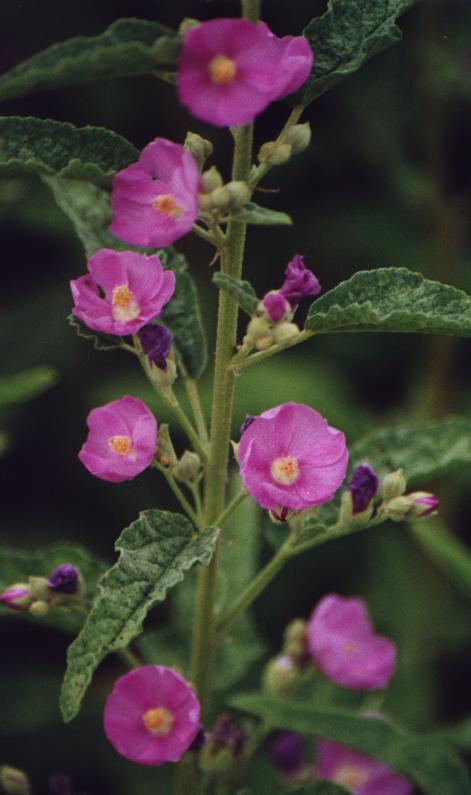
xmin=238 ymin=403 xmax=348 ymax=512
xmin=70 ymin=249 xmax=175 ymax=336
xmin=262 ymin=292 xmax=291 ymax=322
xmin=79 ymin=396 xmax=157 ymax=483
xmin=307 ymin=595 xmax=396 ymax=691
xmin=279 ymin=254 xmax=321 ymax=309
xmin=315 ymin=739 xmax=412 ymax=795
xmin=103 ymin=665 xmax=201 ymax=766
xmin=177 ymin=19 xmax=313 ymax=127
xmin=110 ymin=138 xmax=200 ymax=247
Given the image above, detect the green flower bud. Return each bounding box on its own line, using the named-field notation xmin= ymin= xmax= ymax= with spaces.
xmin=201 ymin=166 xmax=224 ymax=193
xmin=198 ymin=193 xmax=212 ymax=212
xmin=273 ymin=321 xmax=300 ymax=344
xmin=282 ymin=122 xmax=312 ymax=154
xmin=28 ymin=599 xmax=49 ymax=618
xmin=381 ymin=468 xmax=406 ymax=501
xmin=209 ymin=185 xmax=232 ymax=210
xmin=184 ymin=132 xmax=213 ymax=169
xmin=263 ymin=654 xmax=300 ymax=695
xmin=28 ymin=576 xmax=50 ymax=601
xmin=258 ymin=141 xmax=292 ymax=166
xmin=148 ymin=358 xmax=178 ymax=389
xmin=225 ymin=180 xmax=251 ymax=210
xmin=156 ymin=423 xmax=178 ymax=468
xmin=0 ymin=767 xmax=31 ymax=795
xmin=283 ymin=619 xmax=307 ymax=661
xmin=173 ymin=450 xmax=202 ymax=484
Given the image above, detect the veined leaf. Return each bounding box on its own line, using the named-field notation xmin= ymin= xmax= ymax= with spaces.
xmin=0 ymin=117 xmax=137 ymax=187
xmin=0 ymin=18 xmax=179 ymax=101
xmin=0 ymin=366 xmax=58 ymax=406
xmin=231 ymin=695 xmax=471 ymax=795
xmin=60 ymin=510 xmax=218 ymax=721
xmin=299 ymin=0 xmax=415 ymax=105
xmin=213 ymin=273 xmax=259 ymax=316
xmin=306 ymin=268 xmax=471 ymax=336
xmin=233 ymin=202 xmax=293 ymax=226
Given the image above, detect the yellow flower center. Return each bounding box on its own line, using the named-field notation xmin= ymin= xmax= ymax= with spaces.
xmin=334 ymin=764 xmax=369 ymax=790
xmin=271 ymin=456 xmax=300 ymax=485
xmin=109 ymin=435 xmax=134 ymax=457
xmin=111 ymin=284 xmax=140 ymax=322
xmin=142 ymin=707 xmax=174 ymax=736
xmin=153 ymin=193 xmax=184 ymax=218
xmin=209 ymin=55 xmax=237 ymax=85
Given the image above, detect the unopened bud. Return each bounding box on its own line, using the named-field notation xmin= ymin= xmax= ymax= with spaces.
xmin=200 ymin=713 xmax=246 ymax=774
xmin=48 ymin=564 xmax=81 ymax=595
xmin=281 ymin=123 xmax=312 ymax=154
xmin=0 ymin=766 xmax=31 ymax=795
xmin=381 ymin=469 xmax=406 ymax=501
xmin=148 ymin=358 xmax=177 ymax=389
xmin=385 ymin=491 xmax=439 ymax=521
xmin=28 ymin=576 xmax=50 ymax=601
xmin=201 ymin=166 xmax=223 ymax=193
xmin=184 ymin=132 xmax=213 ymax=169
xmin=225 ymin=180 xmax=251 ymax=210
xmin=263 ymin=654 xmax=299 ymax=695
xmin=173 ymin=450 xmax=202 ymax=484
xmin=156 ymin=423 xmax=178 ymax=468
xmin=268 ymin=506 xmax=295 ymax=524
xmin=261 ymin=292 xmax=291 ymax=323
xmin=29 ymin=599 xmax=49 ymax=617
xmin=283 ymin=619 xmax=307 ymax=661
xmin=178 ymin=18 xmax=200 ymax=36
xmin=273 ymin=321 xmax=300 ymax=344
xmin=410 ymin=492 xmax=439 ymax=517
xmin=209 ymin=185 xmax=232 ymax=210
xmin=348 ymin=463 xmax=379 ymax=515
xmin=258 ymin=141 xmax=292 ymax=166
xmin=0 ymin=583 xmax=31 ymax=611
xmin=244 ymin=316 xmax=273 ymax=349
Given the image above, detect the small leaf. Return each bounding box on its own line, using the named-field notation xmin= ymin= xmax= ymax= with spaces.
xmin=233 ymin=202 xmax=293 ymax=226
xmin=299 ymin=0 xmax=415 ymax=106
xmin=0 ymin=116 xmax=138 ymax=187
xmin=306 ymin=268 xmax=471 ymax=336
xmin=0 ymin=366 xmax=59 ymax=406
xmin=213 ymin=273 xmax=259 ymax=316
xmin=0 ymin=18 xmax=179 ymax=101
xmin=230 ymin=695 xmax=471 ymax=795
xmin=60 ymin=510 xmax=218 ymax=721
xmin=67 ymin=314 xmax=122 ymax=352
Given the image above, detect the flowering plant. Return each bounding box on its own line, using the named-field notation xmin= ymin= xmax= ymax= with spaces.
xmin=1 ymin=2 xmax=471 ymax=795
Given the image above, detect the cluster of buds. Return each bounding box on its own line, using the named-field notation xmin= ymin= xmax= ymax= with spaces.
xmin=198 ymin=166 xmax=251 ymax=218
xmin=263 ymin=618 xmax=308 ymax=696
xmin=155 ymin=424 xmax=203 ymax=485
xmin=0 ymin=563 xmax=83 ymax=617
xmin=258 ymin=122 xmax=312 ymax=167
xmin=199 ymin=713 xmax=246 ymax=777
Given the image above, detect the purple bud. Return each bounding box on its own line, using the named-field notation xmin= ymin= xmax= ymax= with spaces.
xmin=48 ymin=564 xmax=80 ymax=595
xmin=270 ymin=732 xmax=304 ymax=777
xmin=240 ymin=415 xmax=256 ymax=437
xmin=348 ymin=463 xmax=379 ymax=514
xmin=138 ymin=323 xmax=173 ymax=370
xmin=0 ymin=584 xmax=31 ymax=611
xmin=414 ymin=493 xmax=439 ymax=517
xmin=211 ymin=713 xmax=246 ymax=759
xmin=262 ymin=292 xmax=290 ymax=322
xmin=279 ymin=254 xmax=321 ymax=309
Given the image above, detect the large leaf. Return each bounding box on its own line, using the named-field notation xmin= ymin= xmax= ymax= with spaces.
xmin=306 ymin=268 xmax=471 ymax=336
xmin=213 ymin=273 xmax=259 ymax=316
xmin=60 ymin=510 xmax=218 ymax=721
xmin=0 ymin=366 xmax=58 ymax=406
xmin=231 ymin=695 xmax=471 ymax=795
xmin=0 ymin=542 xmax=107 ymax=634
xmin=0 ymin=117 xmax=137 ymax=187
xmin=0 ymin=18 xmax=179 ymax=101
xmin=299 ymin=0 xmax=415 ymax=106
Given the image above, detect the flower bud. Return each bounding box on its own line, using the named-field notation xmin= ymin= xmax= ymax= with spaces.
xmin=273 ymin=321 xmax=300 ymax=344
xmin=268 ymin=506 xmax=295 ymax=524
xmin=148 ymin=357 xmax=178 ymax=389
xmin=270 ymin=732 xmax=305 ymax=781
xmin=156 ymin=423 xmax=178 ymax=468
xmin=381 ymin=468 xmax=406 ymax=501
xmin=384 ymin=491 xmax=439 ymax=521
xmin=29 ymin=599 xmax=50 ymax=617
xmin=184 ymin=132 xmax=213 ymax=169
xmin=225 ymin=180 xmax=251 ymax=210
xmin=263 ymin=654 xmax=300 ymax=695
xmin=281 ymin=122 xmax=312 ymax=154
xmin=0 ymin=766 xmax=31 ymax=795
xmin=48 ymin=564 xmax=81 ymax=595
xmin=173 ymin=450 xmax=202 ymax=484
xmin=283 ymin=619 xmax=307 ymax=662
xmin=28 ymin=576 xmax=50 ymax=601
xmin=348 ymin=463 xmax=379 ymax=515
xmin=209 ymin=185 xmax=232 ymax=210
xmin=244 ymin=316 xmax=274 ymax=350
xmin=201 ymin=166 xmax=223 ymax=193
xmin=410 ymin=492 xmax=439 ymax=517
xmin=0 ymin=583 xmax=31 ymax=611
xmin=258 ymin=141 xmax=292 ymax=165
xmin=138 ymin=324 xmax=173 ymax=371
xmin=261 ymin=292 xmax=291 ymax=323
xmin=200 ymin=713 xmax=245 ymax=774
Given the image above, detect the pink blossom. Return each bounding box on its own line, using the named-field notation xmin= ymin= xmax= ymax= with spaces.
xmin=177 ymin=19 xmax=313 ymax=127
xmin=238 ymin=403 xmax=348 ymax=512
xmin=103 ymin=665 xmax=200 ymax=766
xmin=79 ymin=396 xmax=157 ymax=483
xmin=70 ymin=249 xmax=175 ymax=336
xmin=110 ymin=138 xmax=200 ymax=247
xmin=307 ymin=595 xmax=396 ymax=691
xmin=315 ymin=739 xmax=412 ymax=795
xmin=279 ymin=255 xmax=321 ymax=309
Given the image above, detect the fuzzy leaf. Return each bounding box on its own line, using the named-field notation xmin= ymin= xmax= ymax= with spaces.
xmin=0 ymin=542 xmax=107 ymax=634
xmin=233 ymin=202 xmax=293 ymax=226
xmin=213 ymin=273 xmax=259 ymax=316
xmin=299 ymin=0 xmax=415 ymax=105
xmin=0 ymin=366 xmax=59 ymax=406
xmin=0 ymin=18 xmax=179 ymax=101
xmin=60 ymin=510 xmax=218 ymax=721
xmin=231 ymin=695 xmax=471 ymax=795
xmin=0 ymin=117 xmax=137 ymax=187
xmin=306 ymin=268 xmax=471 ymax=336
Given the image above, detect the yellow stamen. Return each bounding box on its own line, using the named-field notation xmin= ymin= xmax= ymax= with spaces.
xmin=142 ymin=707 xmax=174 ymax=736
xmin=209 ymin=54 xmax=237 ymax=85
xmin=334 ymin=764 xmax=369 ymax=790
xmin=271 ymin=456 xmax=299 ymax=485
xmin=109 ymin=435 xmax=134 ymax=457
xmin=153 ymin=194 xmax=183 ymax=218
xmin=111 ymin=284 xmax=140 ymax=322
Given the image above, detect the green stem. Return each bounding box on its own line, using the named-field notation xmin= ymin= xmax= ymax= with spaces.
xmin=184 ymin=378 xmax=209 ymax=446
xmin=231 ymin=329 xmax=314 ymax=371
xmin=215 ymin=487 xmax=248 ymax=528
xmin=242 ymin=0 xmax=261 ymax=22
xmin=152 ymin=460 xmax=203 ymax=530
xmin=116 ymin=646 xmax=141 ymax=669
xmin=192 ymin=223 xmax=219 ymax=245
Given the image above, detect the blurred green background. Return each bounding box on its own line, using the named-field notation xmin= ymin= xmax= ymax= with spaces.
xmin=1 ymin=0 xmax=471 ymax=792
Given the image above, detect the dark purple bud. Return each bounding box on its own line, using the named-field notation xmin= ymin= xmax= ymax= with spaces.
xmin=240 ymin=415 xmax=256 ymax=437
xmin=189 ymin=726 xmax=208 ymax=751
xmin=270 ymin=732 xmax=304 ymax=777
xmin=48 ymin=564 xmax=80 ymax=595
xmin=279 ymin=254 xmax=321 ymax=309
xmin=138 ymin=323 xmax=173 ymax=370
xmin=48 ymin=775 xmax=73 ymax=795
xmin=348 ymin=463 xmax=379 ymax=514
xmin=211 ymin=713 xmax=246 ymax=759
xmin=262 ymin=292 xmax=290 ymax=322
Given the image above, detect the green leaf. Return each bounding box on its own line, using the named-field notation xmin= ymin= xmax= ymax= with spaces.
xmin=0 ymin=117 xmax=137 ymax=187
xmin=350 ymin=416 xmax=471 ymax=485
xmin=60 ymin=510 xmax=218 ymax=721
xmin=305 ymin=268 xmax=471 ymax=336
xmin=0 ymin=542 xmax=107 ymax=634
xmin=0 ymin=366 xmax=59 ymax=406
xmin=299 ymin=0 xmax=415 ymax=105
xmin=233 ymin=202 xmax=293 ymax=226
xmin=159 ymin=248 xmax=208 ymax=380
xmin=230 ymin=695 xmax=471 ymax=795
xmin=0 ymin=18 xmax=179 ymax=101
xmin=410 ymin=519 xmax=471 ymax=602
xmin=213 ymin=273 xmax=259 ymax=316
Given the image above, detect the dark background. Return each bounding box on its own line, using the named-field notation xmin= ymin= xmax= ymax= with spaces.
xmin=1 ymin=1 xmax=471 ymax=792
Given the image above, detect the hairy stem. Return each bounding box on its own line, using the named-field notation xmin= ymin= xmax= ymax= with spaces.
xmin=184 ymin=378 xmax=209 ymax=446
xmin=215 ymin=486 xmax=248 ymax=527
